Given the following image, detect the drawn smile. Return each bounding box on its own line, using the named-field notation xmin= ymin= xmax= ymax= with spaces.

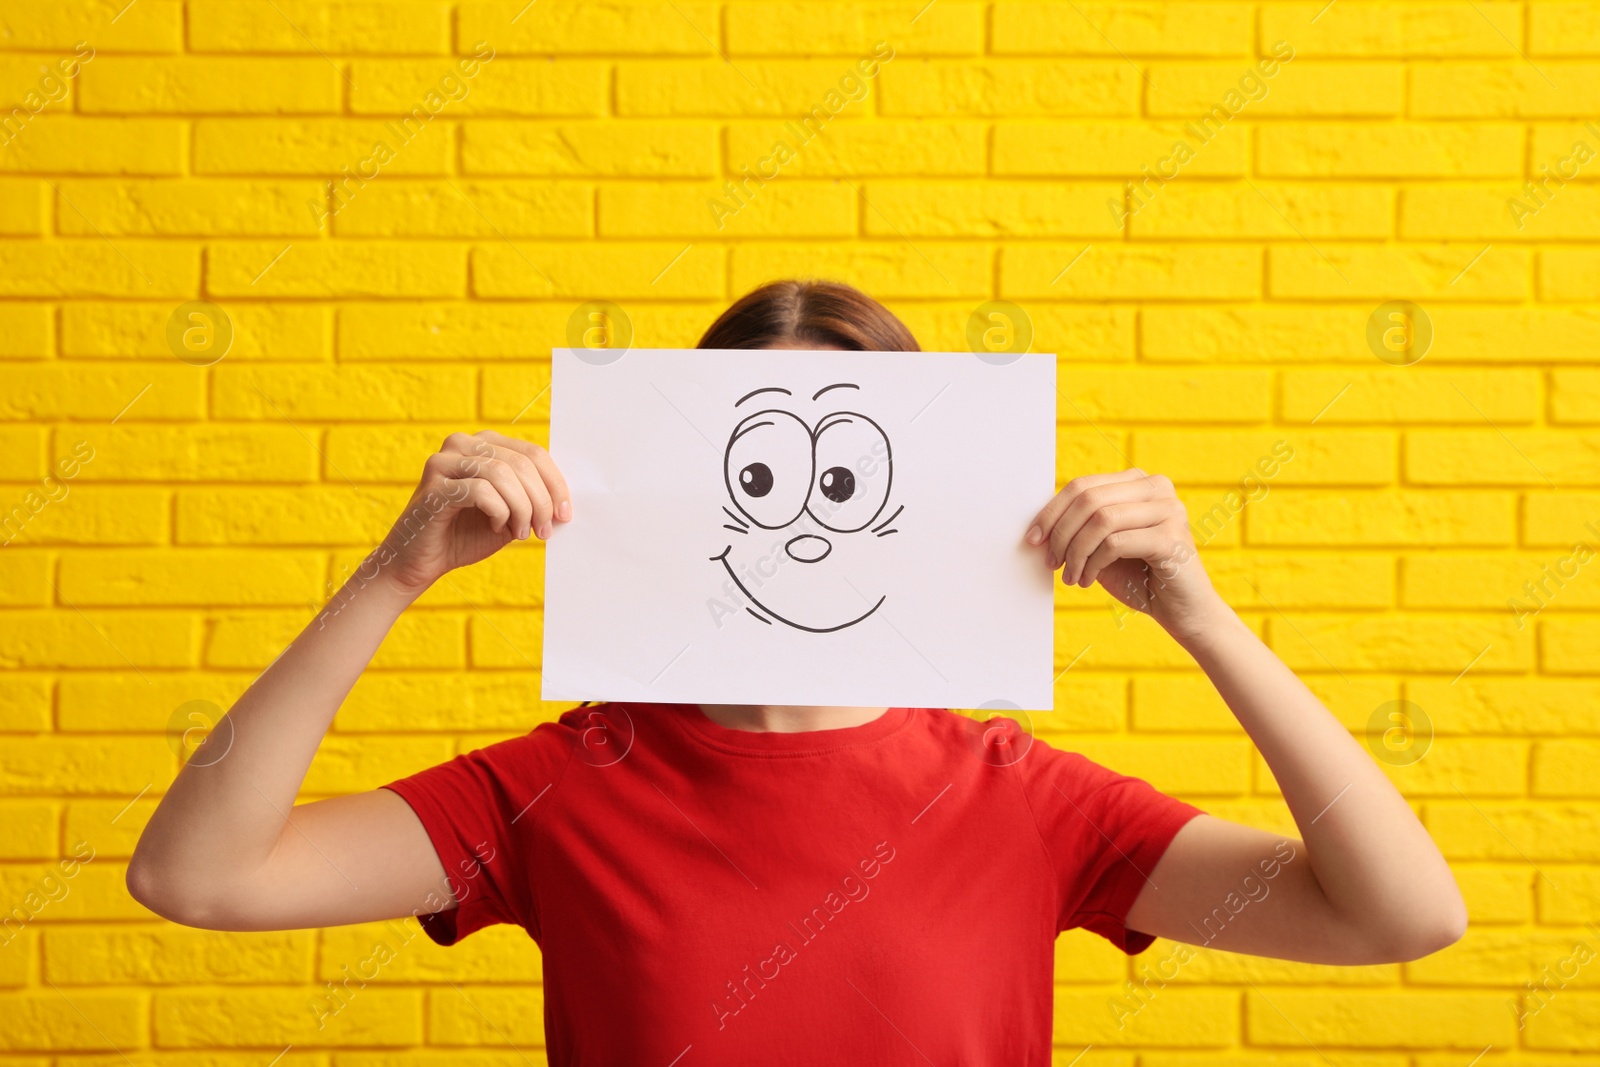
xmin=711 ymin=546 xmax=886 ymax=634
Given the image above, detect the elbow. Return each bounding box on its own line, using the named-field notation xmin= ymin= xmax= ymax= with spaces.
xmin=1363 ymin=894 xmax=1468 ymax=963
xmin=126 ymin=850 xmax=232 ymax=930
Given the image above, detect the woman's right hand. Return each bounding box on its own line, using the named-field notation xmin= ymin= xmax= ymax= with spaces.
xmin=378 ymin=429 xmax=572 ymax=600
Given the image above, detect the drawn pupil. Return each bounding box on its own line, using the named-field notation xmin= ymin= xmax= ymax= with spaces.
xmin=739 ymin=463 xmax=773 ymax=498
xmin=819 ymin=466 xmax=855 ymax=503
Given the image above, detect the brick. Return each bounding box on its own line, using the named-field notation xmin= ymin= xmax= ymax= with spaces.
xmin=154 ymin=988 xmax=420 ymax=1047
xmin=1526 ymin=491 xmax=1600 ymax=545
xmin=1403 ymin=183 xmax=1600 ymax=239
xmin=1534 ymin=740 xmax=1600 ymax=795
xmin=62 ymin=302 xmax=330 ymax=360
xmin=1133 ymin=182 xmax=1393 ymax=239
xmin=78 ymin=58 xmax=339 ymax=114
xmin=902 ymin=304 xmax=1135 ymax=362
xmin=324 ymin=424 xmax=501 ymax=481
xmin=1073 ymin=738 xmax=1251 ymax=793
xmin=0 ymin=425 xmax=44 ymax=478
xmin=303 ymin=735 xmax=454 ymax=794
xmin=475 ymin=240 xmax=725 ymax=299
xmin=0 ymin=735 xmax=172 ymax=793
xmin=1257 ymin=123 xmax=1524 ymax=178
xmin=1147 ymin=1056 xmax=1403 ymax=1067
xmin=340 ymin=303 xmax=562 ymax=359
xmin=1264 ymin=2 xmax=1523 ymax=56
xmin=1554 ymin=369 xmax=1600 ymax=423
xmin=0 ymin=547 xmax=46 ymax=605
xmin=727 ymin=3 xmax=981 ymax=54
xmin=463 ymin=0 xmax=716 ymax=54
xmin=1055 ymin=607 xmax=1242 ymax=668
xmin=351 ymin=59 xmax=602 ymax=116
xmin=468 ymin=610 xmax=544 ymax=668
xmin=1246 ymin=990 xmax=1513 ymax=1047
xmin=428 ymin=986 xmax=547 ymax=1045
xmin=1542 ymin=248 xmax=1600 ymax=300
xmin=0 ymin=1 xmax=182 ymax=50
xmin=195 ymin=119 xmax=450 ymax=175
xmin=1268 ymin=738 xmax=1529 ymax=798
xmin=332 ymin=179 xmax=591 ymax=238
xmin=59 ymin=426 xmax=315 ymax=482
xmin=0 ymin=860 xmax=149 ymax=919
xmin=1454 ymin=864 xmax=1535 ymax=924
xmin=1267 ymin=612 xmax=1531 ymax=672
xmin=0 ymin=799 xmax=57 ymax=857
xmin=1417 ymin=63 xmax=1600 ymax=117
xmin=213 ymin=364 xmax=473 ymax=421
xmin=993 ymin=3 xmax=1252 ymax=55
xmin=57 ymin=672 xmax=254 ymax=733
xmin=879 ymin=60 xmax=1139 ymax=116
xmin=1 ymin=486 xmax=169 ymax=547
xmin=56 ymin=179 xmax=324 ymax=237
xmin=189 ymin=1 xmax=449 ymax=53
xmin=56 ymin=1055 xmax=329 ymax=1067
xmin=1203 ymin=552 xmax=1395 ymax=610
xmin=1142 ymin=306 xmax=1364 ymax=362
xmin=0 ymin=673 xmax=51 ymax=730
xmin=336 ymin=542 xmax=543 ymax=609
xmin=1056 ymin=368 xmax=1271 ymax=423
xmin=205 ymin=611 xmax=463 ymax=669
xmin=618 ymin=58 xmax=906 ymax=115
xmin=0 ymin=241 xmax=198 ymax=297
xmin=0 ymin=365 xmax=201 ymax=420
xmin=1134 ymin=431 xmax=1394 ymax=485
xmin=1542 ymin=616 xmax=1600 ymax=672
xmin=0 ymin=304 xmax=49 ymax=358
xmin=58 ymin=549 xmax=323 ymax=607
xmin=1284 ymin=369 xmax=1539 ymax=425
xmin=1164 ymin=948 xmax=1399 ymax=985
xmin=177 ymin=486 xmax=403 ymax=545
xmin=1532 ymin=3 xmax=1600 ymax=53
xmin=1402 ymin=553 xmax=1600 ymax=611
xmin=0 ymin=178 xmax=44 ymax=234
xmin=208 ymin=242 xmax=466 ymax=298
xmin=1422 ymin=307 xmax=1600 ymax=361
xmin=1538 ymin=867 xmax=1600 ymax=922
xmin=65 ymin=798 xmax=162 ymax=856
xmin=43 ymin=926 xmax=313 ymax=984
xmin=1407 ymin=431 xmax=1600 ymax=485
xmin=1249 ymin=490 xmax=1514 ymax=546
xmin=1052 ymin=989 xmax=1236 ymax=1046
xmin=1054 ymin=427 xmax=1135 ymax=483
xmin=1271 ymin=244 xmax=1529 ymax=301
xmin=0 ymin=610 xmax=194 ymax=669
xmin=0 ymin=991 xmax=144 ymax=1052
xmin=730 ymin=242 xmax=988 ymax=299
xmin=1054 ymin=930 xmax=1125 ymax=981
xmin=1525 ymin=993 xmax=1600 ymax=1048
xmin=462 ymin=120 xmax=718 ymax=176
xmin=600 ymin=179 xmax=852 ymax=238
xmin=994 ymin=121 xmax=1247 ymax=177
xmin=862 ymin=180 xmax=1124 ymax=237
xmin=1003 ymin=245 xmax=1260 ymax=300
xmin=1149 ymin=62 xmax=1403 ymax=118
xmin=334 ymin=672 xmax=565 ymax=732
xmin=1033 ymin=674 xmax=1124 ymax=733
xmin=1429 ymin=802 xmax=1600 ymax=860
xmin=0 ymin=118 xmax=183 ymax=174
xmin=1409 ymin=677 xmax=1600 ymax=734
xmin=727 ymin=119 xmax=986 ymax=176
xmin=319 ymin=920 xmax=541 ymax=981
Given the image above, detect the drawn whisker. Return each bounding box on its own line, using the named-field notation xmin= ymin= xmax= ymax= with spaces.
xmin=875 ymin=528 xmax=899 ymax=537
xmin=723 ymin=524 xmax=748 ymax=534
xmin=746 ymin=608 xmax=773 ymax=625
xmin=871 ymin=504 xmax=904 ymax=533
xmin=721 ymin=506 xmax=750 ymax=528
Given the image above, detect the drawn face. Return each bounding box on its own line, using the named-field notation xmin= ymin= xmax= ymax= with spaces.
xmin=710 ymin=382 xmax=900 ymax=632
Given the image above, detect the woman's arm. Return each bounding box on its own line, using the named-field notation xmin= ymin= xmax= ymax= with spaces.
xmin=127 ymin=430 xmax=570 ymax=931
xmin=1028 ymin=468 xmax=1467 ymax=964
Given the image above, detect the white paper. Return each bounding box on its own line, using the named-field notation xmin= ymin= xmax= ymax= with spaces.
xmin=541 ymin=348 xmax=1057 ymax=710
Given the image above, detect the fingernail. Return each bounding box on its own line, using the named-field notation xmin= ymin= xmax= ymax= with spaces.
xmin=558 ymin=500 xmax=572 ymax=522
xmin=519 ymin=524 xmax=530 ymax=540
xmin=538 ymin=522 xmax=552 ymax=540
xmin=1026 ymin=525 xmax=1042 ymax=545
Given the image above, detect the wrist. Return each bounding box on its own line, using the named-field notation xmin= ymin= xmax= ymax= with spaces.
xmin=1164 ymin=594 xmax=1246 ymax=655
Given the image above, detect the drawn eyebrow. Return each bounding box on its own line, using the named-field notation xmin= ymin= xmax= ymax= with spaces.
xmin=736 ymin=386 xmax=791 ymax=407
xmin=730 ymin=419 xmax=773 ymax=444
xmin=812 ymin=382 xmax=859 ymax=401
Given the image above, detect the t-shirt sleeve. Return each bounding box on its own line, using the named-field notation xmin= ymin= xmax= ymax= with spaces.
xmin=381 ymin=721 xmax=577 ymax=947
xmin=1018 ymin=740 xmax=1207 ymax=955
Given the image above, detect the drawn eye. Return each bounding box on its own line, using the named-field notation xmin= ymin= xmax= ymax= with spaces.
xmin=725 ymin=410 xmax=813 ymax=529
xmin=809 ymin=412 xmax=891 ymax=533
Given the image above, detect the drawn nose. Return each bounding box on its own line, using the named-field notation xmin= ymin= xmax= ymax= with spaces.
xmin=784 ymin=534 xmax=832 ymax=564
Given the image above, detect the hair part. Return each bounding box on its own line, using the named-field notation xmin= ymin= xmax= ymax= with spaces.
xmin=696 ymin=279 xmax=920 ymax=352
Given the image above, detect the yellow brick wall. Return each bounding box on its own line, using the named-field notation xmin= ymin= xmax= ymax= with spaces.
xmin=1 ymin=0 xmax=1597 ymax=1062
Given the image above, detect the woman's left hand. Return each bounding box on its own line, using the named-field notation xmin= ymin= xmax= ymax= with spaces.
xmin=1026 ymin=468 xmax=1229 ymax=643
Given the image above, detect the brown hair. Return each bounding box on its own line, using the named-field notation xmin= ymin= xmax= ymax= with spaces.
xmin=696 ymin=279 xmax=920 ymax=352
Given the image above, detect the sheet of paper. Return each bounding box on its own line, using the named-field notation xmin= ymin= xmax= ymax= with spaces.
xmin=541 ymin=347 xmax=1057 ymax=710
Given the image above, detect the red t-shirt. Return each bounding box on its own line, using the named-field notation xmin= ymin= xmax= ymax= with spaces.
xmin=382 ymin=704 xmax=1206 ymax=1066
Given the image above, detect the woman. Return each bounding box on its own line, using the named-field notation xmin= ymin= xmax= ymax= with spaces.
xmin=128 ymin=280 xmax=1466 ymax=1064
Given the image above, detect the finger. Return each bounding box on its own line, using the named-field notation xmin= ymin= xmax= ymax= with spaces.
xmin=1028 ymin=468 xmax=1147 ymax=548
xmin=1046 ymin=477 xmax=1166 ymax=569
xmin=1059 ymin=500 xmax=1175 ymax=585
xmin=477 ymin=431 xmax=571 ymax=532
xmin=434 ymin=454 xmax=531 ymax=538
xmin=480 ymin=441 xmax=555 ymax=540
xmin=435 ymin=477 xmax=513 ymax=536
xmin=1078 ymin=522 xmax=1189 ymax=591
